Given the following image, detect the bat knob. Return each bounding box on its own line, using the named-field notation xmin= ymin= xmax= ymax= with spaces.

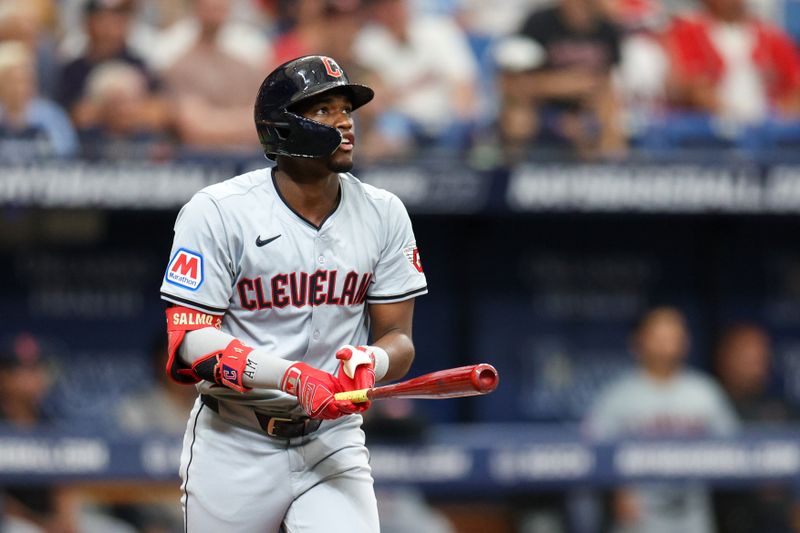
xmin=471 ymin=364 xmax=499 ymax=393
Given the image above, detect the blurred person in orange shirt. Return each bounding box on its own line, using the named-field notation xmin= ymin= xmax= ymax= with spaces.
xmin=664 ymin=0 xmax=800 ymax=124
xmin=164 ymin=0 xmax=263 ymax=152
xmin=0 ymin=41 xmax=78 ymax=161
xmin=713 ymin=323 xmax=800 ymax=533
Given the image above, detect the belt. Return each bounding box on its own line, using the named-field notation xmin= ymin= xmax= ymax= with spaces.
xmin=200 ymin=394 xmax=322 ymax=439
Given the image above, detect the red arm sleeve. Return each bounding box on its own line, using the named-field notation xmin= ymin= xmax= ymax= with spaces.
xmin=165 ymin=306 xmax=223 ymax=384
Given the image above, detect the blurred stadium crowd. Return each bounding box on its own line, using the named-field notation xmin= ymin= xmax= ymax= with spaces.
xmin=4 ymin=0 xmax=800 ymax=165
xmin=5 ymin=0 xmax=800 ymax=532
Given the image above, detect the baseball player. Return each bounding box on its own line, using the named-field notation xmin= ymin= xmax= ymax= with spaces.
xmin=586 ymin=307 xmax=738 ymax=533
xmin=159 ymin=55 xmax=428 ymax=533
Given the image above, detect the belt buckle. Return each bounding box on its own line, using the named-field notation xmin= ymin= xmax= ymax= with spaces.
xmin=265 ymin=416 xmax=295 ymax=438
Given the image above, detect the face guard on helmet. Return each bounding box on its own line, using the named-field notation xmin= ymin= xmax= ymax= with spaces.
xmin=254 ymin=55 xmax=374 ymax=159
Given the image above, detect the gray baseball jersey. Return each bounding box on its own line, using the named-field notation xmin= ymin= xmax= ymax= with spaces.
xmin=587 ymin=369 xmax=739 ymax=533
xmin=160 ymin=167 xmax=428 ymax=413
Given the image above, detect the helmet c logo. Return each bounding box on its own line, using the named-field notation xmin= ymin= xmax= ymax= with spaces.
xmin=322 ymin=57 xmax=343 ymax=78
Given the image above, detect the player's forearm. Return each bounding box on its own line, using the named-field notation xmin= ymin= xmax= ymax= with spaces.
xmin=179 ymin=328 xmax=291 ymax=389
xmin=372 ymin=329 xmax=415 ymax=383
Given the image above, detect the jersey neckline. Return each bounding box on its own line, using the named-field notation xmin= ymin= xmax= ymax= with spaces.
xmin=270 ymin=167 xmax=343 ymax=231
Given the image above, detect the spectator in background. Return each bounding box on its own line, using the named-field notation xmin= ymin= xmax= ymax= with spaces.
xmin=354 ymin=0 xmax=479 ymax=151
xmin=269 ymin=0 xmax=328 ymax=68
xmin=0 ymin=41 xmax=78 ymax=161
xmin=57 ymin=0 xmax=170 ymax=137
xmin=495 ymin=0 xmax=626 ymax=160
xmin=604 ymin=0 xmax=670 ymax=141
xmin=714 ymin=323 xmax=792 ymax=421
xmin=0 ymin=333 xmax=54 ymax=427
xmin=145 ymin=0 xmax=269 ymax=72
xmin=78 ymin=61 xmax=174 ymax=160
xmin=586 ymin=306 xmax=738 ymax=533
xmin=0 ymin=0 xmax=61 ymax=100
xmin=164 ymin=0 xmax=263 ymax=152
xmin=664 ymin=0 xmax=800 ymax=125
xmin=59 ymin=0 xmax=270 ymax=68
xmin=458 ymin=0 xmax=545 ymax=39
xmin=0 ymin=332 xmax=135 ymax=533
xmin=713 ymin=323 xmax=800 ymax=533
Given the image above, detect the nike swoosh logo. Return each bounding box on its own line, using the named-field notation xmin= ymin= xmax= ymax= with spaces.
xmin=256 ymin=234 xmax=281 ymax=247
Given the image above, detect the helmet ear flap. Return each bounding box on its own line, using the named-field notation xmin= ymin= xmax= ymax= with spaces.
xmin=281 ymin=112 xmax=343 ymax=158
xmin=257 ymin=111 xmax=342 ymax=159
xmin=272 ymin=125 xmax=290 ymax=141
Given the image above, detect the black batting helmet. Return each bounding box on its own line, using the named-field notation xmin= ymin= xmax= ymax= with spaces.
xmin=254 ymin=55 xmax=374 ymax=159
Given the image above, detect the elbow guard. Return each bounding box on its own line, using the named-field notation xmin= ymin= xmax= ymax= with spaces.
xmin=165 ymin=306 xmax=223 ymax=384
xmin=165 ymin=306 xmax=254 ymax=393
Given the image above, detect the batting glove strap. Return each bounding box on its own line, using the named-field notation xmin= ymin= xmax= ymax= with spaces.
xmin=339 ymin=345 xmax=389 ymax=383
xmin=280 ymin=362 xmax=345 ymax=420
xmin=190 ymin=339 xmax=254 ymax=393
xmin=336 ymin=345 xmax=375 ymax=379
xmin=368 ymin=346 xmax=390 ymax=382
xmin=335 ymin=345 xmax=383 ymax=414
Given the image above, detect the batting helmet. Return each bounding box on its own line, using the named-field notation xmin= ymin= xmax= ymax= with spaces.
xmin=254 ymin=55 xmax=374 ymax=159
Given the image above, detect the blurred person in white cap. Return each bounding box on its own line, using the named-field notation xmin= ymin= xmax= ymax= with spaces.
xmin=0 ymin=40 xmax=78 ymax=160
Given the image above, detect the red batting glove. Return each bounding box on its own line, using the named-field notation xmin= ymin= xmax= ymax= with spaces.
xmin=335 ymin=345 xmax=376 ymax=413
xmin=280 ymin=362 xmax=347 ymax=420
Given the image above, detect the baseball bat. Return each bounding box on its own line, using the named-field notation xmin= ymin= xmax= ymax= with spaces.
xmin=333 ymin=363 xmax=499 ymax=403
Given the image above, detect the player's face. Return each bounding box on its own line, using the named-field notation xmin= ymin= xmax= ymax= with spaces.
xmin=296 ymin=92 xmax=356 ymax=173
xmin=718 ymin=330 xmax=770 ymax=394
xmin=636 ymin=314 xmax=689 ymax=374
xmin=0 ymin=62 xmax=35 ymax=109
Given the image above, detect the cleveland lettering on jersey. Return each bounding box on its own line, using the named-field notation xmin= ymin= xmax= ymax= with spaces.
xmin=237 ymin=270 xmax=373 ymax=311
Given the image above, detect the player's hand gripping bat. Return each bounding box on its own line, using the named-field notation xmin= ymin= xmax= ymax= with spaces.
xmin=333 ymin=363 xmax=499 ymax=403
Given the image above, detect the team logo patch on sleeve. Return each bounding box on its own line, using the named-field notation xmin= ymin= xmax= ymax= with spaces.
xmin=403 ymin=241 xmax=423 ymax=273
xmin=165 ymin=248 xmax=204 ymax=290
